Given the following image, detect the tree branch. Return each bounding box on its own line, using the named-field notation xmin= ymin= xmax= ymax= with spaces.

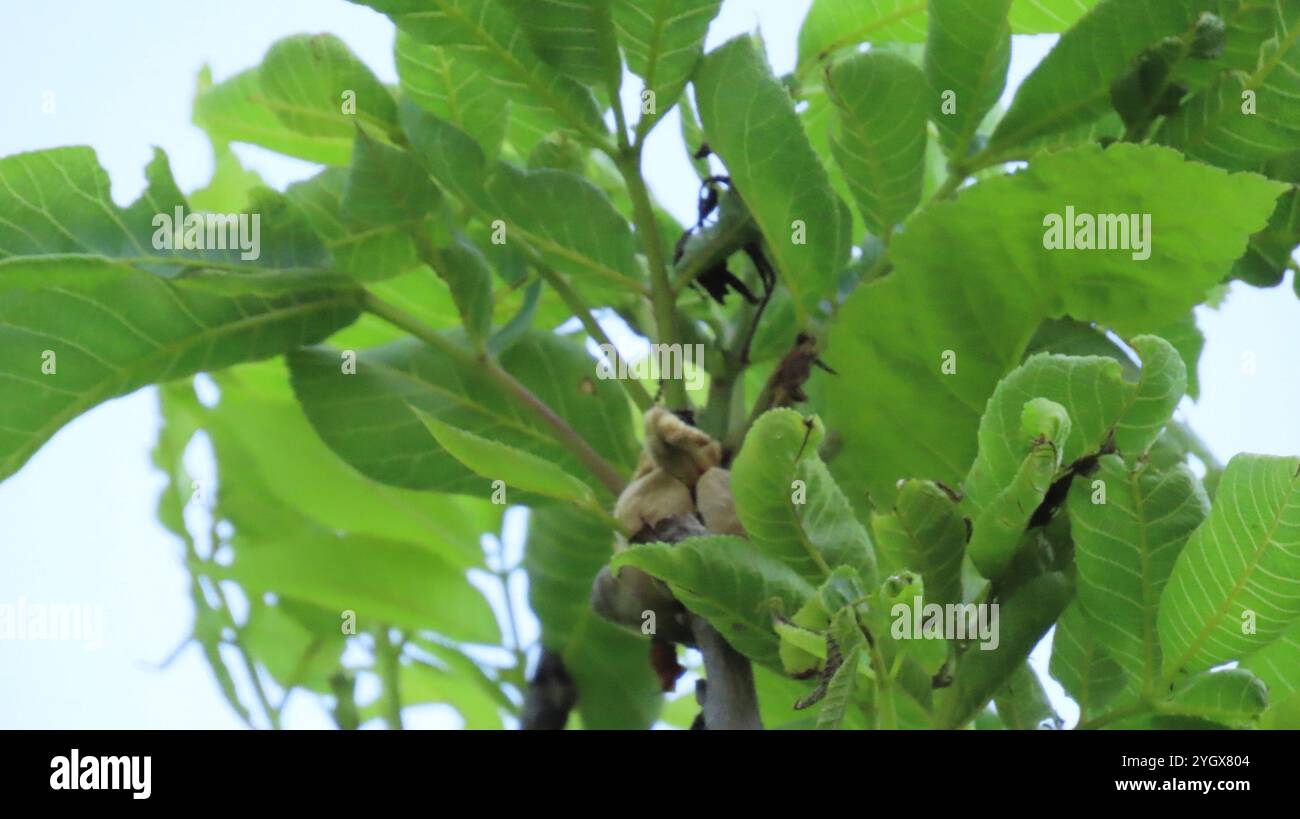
xmin=690 ymin=615 xmax=763 ymax=730
xmin=591 ymin=514 xmax=764 ymax=730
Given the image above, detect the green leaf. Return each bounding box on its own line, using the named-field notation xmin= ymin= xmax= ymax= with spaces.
xmin=427 ymin=237 xmax=494 ymax=348
xmin=261 ymin=33 xmax=399 ymax=140
xmin=1007 ymin=0 xmax=1103 ymax=32
xmin=1156 ymin=420 xmax=1226 ymax=499
xmin=797 ymin=0 xmax=1100 ymax=76
xmin=826 ymin=51 xmax=929 ymax=234
xmin=504 ymin=0 xmax=622 ymax=89
xmin=994 ymin=663 xmax=1061 ymax=729
xmin=613 ymin=535 xmax=817 ymax=668
xmin=284 ymin=169 xmax=422 ymax=284
xmin=678 ymin=91 xmax=712 ymax=180
xmin=224 ymin=531 xmax=498 ymax=644
xmin=1066 ymin=455 xmax=1209 ymax=693
xmin=188 ymin=130 xmax=266 ymax=215
xmin=525 ymin=507 xmax=662 ymax=729
xmin=183 ymin=381 xmax=500 ymax=646
xmin=987 ymin=0 xmax=1214 ymax=160
xmin=363 ymin=658 xmax=504 ymax=728
xmin=1159 ymin=453 xmax=1300 ymax=675
xmin=152 ymin=382 xmax=258 ymax=725
xmin=487 ymin=279 xmax=542 ymax=356
xmin=823 ymin=144 xmax=1282 ymax=508
xmin=1233 ymin=187 xmax=1300 ymax=287
xmin=0 ymin=147 xmax=319 ymax=277
xmin=84 ymin=158 xmax=329 ymax=287
xmin=798 ymin=85 xmax=864 ymax=240
xmin=1164 ymin=668 xmax=1268 ymax=727
xmin=814 ymin=645 xmax=863 ymax=730
xmin=966 ymin=336 xmax=1186 ymax=519
xmin=395 ymin=31 xmax=509 ymax=158
xmin=353 ymin=0 xmax=608 ymax=145
xmin=961 ymin=338 xmax=1186 ymax=578
xmin=777 ymin=567 xmax=868 ymax=675
xmin=731 ymin=409 xmax=877 ymax=586
xmin=151 ymin=382 xmax=202 ymax=552
xmin=194 ymin=68 xmax=348 ymax=167
xmin=330 ymin=272 xmax=467 ymax=350
xmin=413 ymin=408 xmax=600 ymax=508
xmin=870 ymin=479 xmax=966 ymax=608
xmin=1241 ymin=616 xmax=1300 ymax=701
xmin=240 ymin=601 xmax=346 ymax=694
xmin=1260 ymin=690 xmax=1300 ymax=728
xmin=1157 ymin=2 xmax=1300 ymax=170
xmin=205 ymin=361 xmax=498 ymax=569
xmin=0 ymin=148 xmax=361 ymax=481
xmin=341 ymin=135 xmax=442 ymax=227
xmin=288 ymin=331 xmax=636 ymax=495
xmin=1027 ymin=317 xmax=1140 ymax=364
xmin=966 ymin=397 xmax=1071 ymax=578
xmin=814 ymin=605 xmax=872 ymax=730
xmin=1109 ymin=38 xmax=1192 ymax=141
xmin=401 ymin=104 xmax=644 ymax=295
xmin=755 ymin=662 xmax=877 ymax=728
xmin=1030 ymin=315 xmax=1205 ymax=402
xmin=925 ymin=0 xmax=1013 ymax=159
xmin=613 ymin=0 xmax=723 ymax=132
xmin=1049 ymin=600 xmax=1126 ymax=721
xmin=935 ymin=571 xmax=1072 ymax=728
xmin=694 ymin=36 xmax=853 ymax=324
xmin=195 ymin=35 xmax=398 ymax=166
xmin=1157 ymin=312 xmax=1206 ymax=400
xmin=799 ymin=1 xmax=929 ymax=74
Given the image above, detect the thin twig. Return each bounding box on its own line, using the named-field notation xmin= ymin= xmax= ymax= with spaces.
xmin=535 ymin=265 xmax=654 ymax=411
xmin=361 ymin=290 xmax=628 ymax=496
xmin=490 ymin=535 xmax=528 ymax=673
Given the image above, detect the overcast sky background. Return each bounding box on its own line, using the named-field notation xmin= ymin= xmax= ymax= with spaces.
xmin=1 ymin=0 xmax=1298 ymax=729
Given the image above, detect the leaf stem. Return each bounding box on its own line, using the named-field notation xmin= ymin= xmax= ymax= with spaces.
xmin=927 ymin=165 xmax=969 ymax=205
xmin=374 ymin=626 xmax=404 ymax=730
xmin=360 ymin=290 xmax=627 ymax=496
xmin=868 ymin=639 xmax=897 ymax=730
xmin=206 ymin=570 xmax=281 ymax=729
xmin=490 ymin=535 xmax=528 ymax=672
xmin=610 ymin=85 xmax=632 ymax=152
xmin=534 ymin=265 xmax=654 ymax=411
xmin=615 ymin=147 xmax=690 ymax=410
